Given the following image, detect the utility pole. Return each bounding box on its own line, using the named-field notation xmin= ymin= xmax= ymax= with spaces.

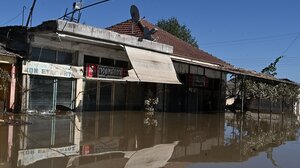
xmin=26 ymin=0 xmax=37 ymax=28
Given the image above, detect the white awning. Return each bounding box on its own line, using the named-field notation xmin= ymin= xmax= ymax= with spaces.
xmin=125 ymin=46 xmax=181 ymax=84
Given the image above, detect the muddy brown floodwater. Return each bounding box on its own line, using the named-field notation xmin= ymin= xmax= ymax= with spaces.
xmin=0 ymin=111 xmax=299 ymax=168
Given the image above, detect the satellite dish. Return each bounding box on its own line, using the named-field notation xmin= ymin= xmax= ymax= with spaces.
xmin=130 ymin=5 xmax=140 ymax=23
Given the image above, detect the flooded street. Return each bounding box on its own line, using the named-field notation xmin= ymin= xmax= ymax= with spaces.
xmin=0 ymin=111 xmax=299 ymax=168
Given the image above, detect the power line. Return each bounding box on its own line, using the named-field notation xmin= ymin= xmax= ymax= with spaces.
xmin=200 ymin=33 xmax=298 ymax=46
xmin=281 ymin=33 xmax=300 ymax=55
xmin=200 ymin=33 xmax=299 ymax=48
xmin=0 ymin=11 xmax=23 ymax=26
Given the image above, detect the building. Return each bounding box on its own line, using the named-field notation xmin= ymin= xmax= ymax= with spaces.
xmin=0 ymin=17 xmax=296 ymax=113
xmin=107 ymin=19 xmax=234 ymax=113
xmin=0 ymin=42 xmax=21 ymax=112
xmin=0 ymin=17 xmax=233 ymax=113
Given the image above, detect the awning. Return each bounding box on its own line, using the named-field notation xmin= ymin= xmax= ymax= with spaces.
xmin=125 ymin=46 xmax=181 ymax=84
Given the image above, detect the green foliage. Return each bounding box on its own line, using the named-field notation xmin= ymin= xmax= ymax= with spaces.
xmin=156 ymin=17 xmax=199 ymax=48
xmin=243 ymin=79 xmax=299 ymax=102
xmin=261 ymin=56 xmax=283 ymax=76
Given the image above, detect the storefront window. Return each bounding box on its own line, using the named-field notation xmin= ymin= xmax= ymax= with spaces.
xmin=57 ymin=51 xmax=73 ymax=65
xmin=190 ymin=65 xmax=204 ymax=75
xmin=173 ymin=62 xmax=189 ymax=74
xmin=26 ymin=116 xmax=74 ymax=148
xmin=28 ymin=76 xmax=75 ymax=111
xmin=115 ymin=60 xmax=128 ymax=68
xmin=101 ymin=58 xmax=114 ymax=66
xmin=29 ymin=76 xmax=54 ymax=111
xmin=30 ymin=47 xmax=73 ymax=65
xmin=83 ymin=81 xmax=97 ymax=111
xmin=57 ymin=79 xmax=74 ymax=109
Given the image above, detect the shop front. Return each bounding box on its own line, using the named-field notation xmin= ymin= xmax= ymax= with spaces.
xmin=164 ymin=61 xmax=227 ymax=113
xmin=22 ymin=60 xmax=82 ymax=112
xmin=82 ymin=46 xmax=181 ymax=112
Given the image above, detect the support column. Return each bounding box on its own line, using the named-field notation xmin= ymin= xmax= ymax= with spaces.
xmin=75 ymin=78 xmax=83 ymax=112
xmin=9 ymin=64 xmax=16 ymax=111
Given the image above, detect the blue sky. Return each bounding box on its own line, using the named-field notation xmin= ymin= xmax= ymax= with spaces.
xmin=1 ymin=0 xmax=300 ymax=82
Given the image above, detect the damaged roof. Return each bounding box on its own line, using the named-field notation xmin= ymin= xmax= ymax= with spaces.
xmin=0 ymin=42 xmax=21 ymax=58
xmin=107 ymin=19 xmax=232 ymax=67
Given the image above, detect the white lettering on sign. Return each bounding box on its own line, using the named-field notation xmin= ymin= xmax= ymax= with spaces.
xmin=98 ymin=65 xmax=123 ymax=78
xmin=22 ymin=61 xmax=83 ymax=78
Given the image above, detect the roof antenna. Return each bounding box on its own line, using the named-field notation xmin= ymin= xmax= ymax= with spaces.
xmin=130 ymin=5 xmax=140 ymax=34
xmin=59 ymin=0 xmax=110 ymax=23
xmin=26 ymin=0 xmax=37 ymax=28
xmin=62 ymin=0 xmax=83 ymax=23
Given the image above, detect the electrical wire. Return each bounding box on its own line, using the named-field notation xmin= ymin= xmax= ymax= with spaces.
xmin=281 ymin=33 xmax=300 ymax=55
xmin=200 ymin=33 xmax=298 ymax=46
xmin=200 ymin=33 xmax=299 ymax=48
xmin=0 ymin=11 xmax=23 ymax=26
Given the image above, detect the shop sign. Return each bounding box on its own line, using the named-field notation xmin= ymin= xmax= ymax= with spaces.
xmin=17 ymin=145 xmax=79 ymax=166
xmin=99 ymin=65 xmax=126 ymax=78
xmin=22 ymin=61 xmax=83 ymax=78
xmin=86 ymin=64 xmax=128 ymax=79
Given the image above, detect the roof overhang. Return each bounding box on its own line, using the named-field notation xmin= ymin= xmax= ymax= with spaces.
xmin=171 ymin=54 xmax=297 ymax=85
xmin=30 ymin=20 xmax=173 ymax=54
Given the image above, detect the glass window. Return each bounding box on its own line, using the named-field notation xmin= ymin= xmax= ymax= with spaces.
xmin=40 ymin=49 xmax=56 ymax=63
xmin=84 ymin=55 xmax=99 ymax=64
xmin=115 ymin=60 xmax=128 ymax=68
xmin=101 ymin=58 xmax=114 ymax=66
xmin=174 ymin=62 xmax=189 ymax=74
xmin=29 ymin=76 xmax=54 ymax=111
xmin=26 ymin=118 xmax=52 ymax=148
xmin=190 ymin=65 xmax=198 ymax=74
xmin=57 ymin=79 xmax=74 ymax=109
xmin=29 ymin=76 xmax=75 ymax=112
xmin=55 ymin=118 xmax=72 ymax=146
xmin=30 ymin=47 xmax=42 ymax=61
xmin=57 ymin=51 xmax=73 ymax=65
xmin=31 ymin=47 xmax=73 ymax=65
xmin=83 ymin=81 xmax=97 ymax=111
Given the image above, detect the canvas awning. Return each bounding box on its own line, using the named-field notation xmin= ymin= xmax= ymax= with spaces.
xmin=124 ymin=46 xmax=181 ymax=84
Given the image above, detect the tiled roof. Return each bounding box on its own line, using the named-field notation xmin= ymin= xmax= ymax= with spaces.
xmin=107 ymin=19 xmax=232 ymax=67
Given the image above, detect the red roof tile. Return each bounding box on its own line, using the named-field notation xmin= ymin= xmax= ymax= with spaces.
xmin=107 ymin=19 xmax=232 ymax=67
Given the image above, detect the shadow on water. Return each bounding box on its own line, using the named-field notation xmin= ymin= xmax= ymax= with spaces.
xmin=0 ymin=111 xmax=299 ymax=168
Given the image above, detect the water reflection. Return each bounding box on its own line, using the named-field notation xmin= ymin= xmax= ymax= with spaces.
xmin=0 ymin=111 xmax=299 ymax=168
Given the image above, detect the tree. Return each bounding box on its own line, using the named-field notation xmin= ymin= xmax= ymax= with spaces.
xmin=261 ymin=56 xmax=283 ymax=76
xmin=156 ymin=17 xmax=199 ymax=48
